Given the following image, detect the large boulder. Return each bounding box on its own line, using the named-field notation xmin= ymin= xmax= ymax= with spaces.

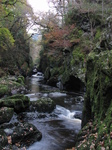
xmin=0 ymin=94 xmax=30 ymax=113
xmin=11 ymin=123 xmax=42 ymax=146
xmin=0 ymin=123 xmax=42 ymax=149
xmin=0 ymin=76 xmax=27 ymax=97
xmin=30 ymin=98 xmax=56 ymax=113
xmin=0 ymin=107 xmax=14 ymax=124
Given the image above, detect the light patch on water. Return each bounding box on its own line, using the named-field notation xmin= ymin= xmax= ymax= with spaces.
xmin=25 ymin=93 xmax=42 ymax=101
xmin=49 ymin=92 xmax=67 ymax=97
xmin=25 ymin=92 xmax=67 ymax=101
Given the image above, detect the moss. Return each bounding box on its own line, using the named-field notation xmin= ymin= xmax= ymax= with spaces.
xmin=71 ymin=47 xmax=84 ymax=65
xmin=17 ymin=76 xmax=24 ymax=85
xmin=76 ymin=50 xmax=112 ymax=149
xmin=0 ymin=68 xmax=5 ymax=77
xmin=94 ymin=28 xmax=102 ymax=43
xmin=0 ymin=85 xmax=9 ymax=97
xmin=82 ymin=50 xmax=112 ymax=125
xmin=61 ymin=67 xmax=70 ymax=84
xmin=0 ymin=76 xmax=27 ymax=97
xmin=0 ymin=94 xmax=30 ymax=113
xmin=31 ymin=97 xmax=56 ymax=113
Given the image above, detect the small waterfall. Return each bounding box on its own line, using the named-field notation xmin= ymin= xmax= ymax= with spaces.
xmin=55 ymin=105 xmax=81 ymax=122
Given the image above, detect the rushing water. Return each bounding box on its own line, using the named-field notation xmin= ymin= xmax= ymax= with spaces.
xmin=25 ymin=77 xmax=84 ymax=150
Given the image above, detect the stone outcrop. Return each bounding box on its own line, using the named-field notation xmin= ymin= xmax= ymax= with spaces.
xmin=82 ymin=51 xmax=112 ymax=126
xmin=75 ymin=49 xmax=112 ymax=149
xmin=30 ymin=97 xmax=56 ymax=113
xmin=0 ymin=94 xmax=30 ymax=113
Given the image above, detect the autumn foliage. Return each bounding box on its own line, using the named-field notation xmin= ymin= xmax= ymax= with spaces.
xmin=44 ymin=24 xmax=80 ymax=49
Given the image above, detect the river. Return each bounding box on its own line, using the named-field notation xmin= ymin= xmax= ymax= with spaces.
xmin=24 ymin=77 xmax=84 ymax=150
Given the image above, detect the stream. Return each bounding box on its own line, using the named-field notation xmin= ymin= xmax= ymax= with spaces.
xmin=24 ymin=77 xmax=84 ymax=150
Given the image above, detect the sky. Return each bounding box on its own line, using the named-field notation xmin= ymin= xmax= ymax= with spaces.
xmin=27 ymin=0 xmax=50 ymax=33
xmin=27 ymin=0 xmax=49 ymax=13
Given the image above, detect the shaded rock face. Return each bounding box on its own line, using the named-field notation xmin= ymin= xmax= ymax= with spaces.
xmin=46 ymin=76 xmax=58 ymax=87
xmin=0 ymin=94 xmax=30 ymax=113
xmin=74 ymin=50 xmax=112 ymax=149
xmin=0 ymin=107 xmax=14 ymax=124
xmin=82 ymin=50 xmax=112 ymax=127
xmin=30 ymin=98 xmax=56 ymax=113
xmin=64 ymin=75 xmax=85 ymax=92
xmin=44 ymin=67 xmax=51 ymax=80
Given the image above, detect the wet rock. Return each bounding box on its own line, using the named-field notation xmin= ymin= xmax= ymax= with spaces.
xmin=0 ymin=107 xmax=14 ymax=124
xmin=12 ymin=123 xmax=42 ymax=146
xmin=75 ymin=96 xmax=84 ymax=103
xmin=0 ymin=129 xmax=8 ymax=148
xmin=0 ymin=122 xmax=42 ymax=148
xmin=18 ymin=112 xmax=38 ymax=121
xmin=0 ymin=94 xmax=30 ymax=113
xmin=11 ymin=87 xmax=27 ymax=95
xmin=38 ymin=113 xmax=47 ymax=119
xmin=74 ymin=112 xmax=82 ymax=120
xmin=4 ymin=128 xmax=13 ymax=136
xmin=31 ymin=97 xmax=56 ymax=113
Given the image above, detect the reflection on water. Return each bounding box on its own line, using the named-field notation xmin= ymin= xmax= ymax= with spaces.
xmin=25 ymin=77 xmax=83 ymax=150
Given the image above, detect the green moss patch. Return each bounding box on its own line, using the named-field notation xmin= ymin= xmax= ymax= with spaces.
xmin=0 ymin=94 xmax=30 ymax=113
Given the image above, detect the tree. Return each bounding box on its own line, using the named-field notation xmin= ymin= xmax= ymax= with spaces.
xmin=0 ymin=0 xmax=34 ymax=75
xmin=44 ymin=24 xmax=80 ymax=50
xmin=0 ymin=28 xmax=15 ymax=50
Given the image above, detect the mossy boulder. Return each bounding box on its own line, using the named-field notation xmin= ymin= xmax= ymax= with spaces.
xmin=31 ymin=98 xmax=56 ymax=113
xmin=0 ymin=94 xmax=30 ymax=113
xmin=0 ymin=107 xmax=14 ymax=124
xmin=0 ymin=76 xmax=26 ymax=97
xmin=0 ymin=85 xmax=9 ymax=97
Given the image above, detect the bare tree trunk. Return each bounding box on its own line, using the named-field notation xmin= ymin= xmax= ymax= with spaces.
xmin=102 ymin=0 xmax=104 ymax=19
xmin=62 ymin=0 xmax=65 ymax=26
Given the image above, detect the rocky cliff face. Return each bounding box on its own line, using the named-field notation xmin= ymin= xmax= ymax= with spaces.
xmin=83 ymin=50 xmax=112 ymax=125
xmin=74 ymin=16 xmax=112 ymax=149
xmin=75 ymin=51 xmax=112 ymax=149
xmin=82 ymin=14 xmax=112 ymax=126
